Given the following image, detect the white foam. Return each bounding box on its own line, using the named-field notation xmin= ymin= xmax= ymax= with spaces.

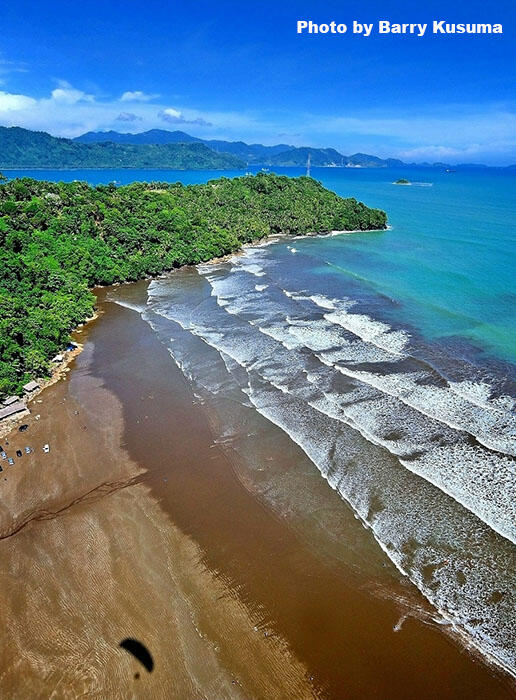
xmin=234 ymin=262 xmax=266 ymax=277
xmin=325 ymin=309 xmax=409 ymax=355
xmin=142 ymin=273 xmax=516 ymax=678
xmin=111 ymin=299 xmax=147 ymax=313
xmin=331 ymin=364 xmax=516 ymax=457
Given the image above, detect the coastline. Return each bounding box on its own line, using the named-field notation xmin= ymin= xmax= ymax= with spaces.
xmin=0 ymin=328 xmax=89 ymax=442
xmin=0 ymin=224 xmax=388 ymax=430
xmin=0 ymin=279 xmax=514 ymax=698
xmin=0 ymin=167 xmax=247 ymax=172
xmin=0 ymin=285 xmax=315 ymax=699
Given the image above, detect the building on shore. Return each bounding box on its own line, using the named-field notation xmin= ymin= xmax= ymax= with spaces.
xmin=0 ymin=402 xmax=28 ymax=421
xmin=2 ymin=396 xmax=20 ymax=406
xmin=23 ymin=380 xmax=40 ymax=393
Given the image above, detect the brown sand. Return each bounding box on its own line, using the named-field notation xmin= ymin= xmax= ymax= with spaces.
xmin=0 ymin=282 xmax=514 ymax=699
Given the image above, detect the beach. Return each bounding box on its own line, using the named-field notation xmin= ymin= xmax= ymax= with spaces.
xmin=0 ymin=279 xmax=514 ymax=699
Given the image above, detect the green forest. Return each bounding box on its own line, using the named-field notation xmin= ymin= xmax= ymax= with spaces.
xmin=0 ymin=126 xmax=244 ymax=169
xmin=0 ymin=172 xmax=386 ymax=397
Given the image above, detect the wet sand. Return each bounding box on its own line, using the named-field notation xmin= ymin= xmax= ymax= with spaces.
xmin=0 ymin=281 xmax=514 ymax=699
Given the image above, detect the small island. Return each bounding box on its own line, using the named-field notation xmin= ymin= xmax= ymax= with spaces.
xmin=394 ymin=178 xmax=411 ymax=185
xmin=0 ymin=172 xmax=386 ymax=397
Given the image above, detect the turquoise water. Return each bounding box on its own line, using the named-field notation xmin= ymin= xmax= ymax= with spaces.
xmin=12 ymin=164 xmax=516 ymax=675
xmin=307 ymin=168 xmax=516 ymax=368
xmin=5 ymin=165 xmax=515 ymax=365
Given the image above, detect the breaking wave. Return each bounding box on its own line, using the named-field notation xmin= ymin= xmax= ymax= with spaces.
xmin=122 ymin=238 xmax=516 ymax=678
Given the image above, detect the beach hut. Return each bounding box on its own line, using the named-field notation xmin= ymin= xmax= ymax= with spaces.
xmin=0 ymin=402 xmax=27 ymax=421
xmin=3 ymin=396 xmax=20 ymax=406
xmin=23 ymin=380 xmax=40 ymax=392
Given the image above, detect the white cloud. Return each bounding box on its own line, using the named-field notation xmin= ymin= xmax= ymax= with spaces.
xmin=120 ymin=90 xmax=159 ymax=102
xmin=51 ymin=80 xmax=94 ymax=104
xmin=159 ymin=107 xmax=212 ymax=126
xmin=294 ymin=106 xmax=516 ymax=164
xmin=0 ymin=83 xmax=223 ymax=137
xmin=0 ymin=57 xmax=29 ymax=79
xmin=161 ymin=107 xmax=182 ymax=120
xmin=0 ymin=78 xmax=514 ymax=164
xmin=0 ymin=91 xmax=36 ymax=112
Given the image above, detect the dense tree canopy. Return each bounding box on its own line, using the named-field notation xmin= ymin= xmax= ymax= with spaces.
xmin=0 ymin=172 xmax=386 ymax=396
xmin=0 ymin=126 xmax=244 ymax=169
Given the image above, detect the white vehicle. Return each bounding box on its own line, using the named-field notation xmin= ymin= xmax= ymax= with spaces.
xmin=43 ymin=444 xmax=50 ymax=453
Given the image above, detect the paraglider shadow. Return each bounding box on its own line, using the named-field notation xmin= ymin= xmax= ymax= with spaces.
xmin=119 ymin=638 xmax=154 ymax=677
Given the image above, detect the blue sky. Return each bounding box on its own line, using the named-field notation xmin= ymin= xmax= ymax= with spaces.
xmin=0 ymin=0 xmax=515 ymax=164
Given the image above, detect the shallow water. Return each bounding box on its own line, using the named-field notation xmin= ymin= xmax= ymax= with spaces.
xmin=128 ymin=240 xmax=516 ymax=677
xmin=9 ymin=164 xmax=516 ymax=364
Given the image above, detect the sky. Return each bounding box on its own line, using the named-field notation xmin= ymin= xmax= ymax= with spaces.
xmin=0 ymin=0 xmax=515 ymax=164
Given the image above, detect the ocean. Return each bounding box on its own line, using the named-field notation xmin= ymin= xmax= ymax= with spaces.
xmin=9 ymin=165 xmax=516 ymax=677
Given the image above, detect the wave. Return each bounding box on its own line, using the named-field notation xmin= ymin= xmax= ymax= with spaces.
xmin=110 ymin=299 xmax=148 ymax=313
xmin=140 ymin=245 xmax=516 ymax=677
xmin=150 ymin=270 xmax=516 ymax=545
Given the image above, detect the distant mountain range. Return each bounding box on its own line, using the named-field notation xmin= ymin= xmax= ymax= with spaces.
xmin=0 ymin=125 xmax=510 ymax=170
xmin=0 ymin=127 xmax=244 ymax=169
xmin=76 ymin=129 xmax=407 ymax=168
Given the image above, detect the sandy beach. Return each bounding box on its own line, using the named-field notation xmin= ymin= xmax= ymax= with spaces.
xmin=0 ymin=280 xmax=514 ymax=699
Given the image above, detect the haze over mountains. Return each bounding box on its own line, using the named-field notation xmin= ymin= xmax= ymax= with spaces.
xmin=0 ymin=125 xmax=508 ymax=170
xmin=75 ymin=129 xmax=503 ymax=169
xmin=75 ymin=129 xmax=408 ymax=167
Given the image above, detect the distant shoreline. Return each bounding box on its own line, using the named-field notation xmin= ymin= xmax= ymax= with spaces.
xmin=0 ymin=166 xmax=247 ymax=172
xmin=1 ymin=164 xmax=511 ymax=172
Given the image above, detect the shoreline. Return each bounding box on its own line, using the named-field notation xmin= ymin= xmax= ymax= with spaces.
xmin=0 ymin=316 xmax=95 ymax=442
xmin=0 ymin=287 xmax=316 ymax=698
xmin=1 ymin=225 xmax=388 ymax=427
xmin=0 ymin=280 xmax=514 ymax=697
xmin=0 ymin=166 xmax=247 ymax=172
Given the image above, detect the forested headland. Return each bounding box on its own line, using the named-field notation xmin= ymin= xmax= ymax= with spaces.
xmin=0 ymin=172 xmax=387 ymax=396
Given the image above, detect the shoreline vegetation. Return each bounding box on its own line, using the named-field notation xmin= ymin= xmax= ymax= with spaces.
xmin=0 ymin=172 xmax=386 ymax=399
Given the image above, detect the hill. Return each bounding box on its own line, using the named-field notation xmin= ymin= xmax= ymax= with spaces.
xmin=205 ymin=139 xmax=293 ymax=163
xmin=75 ymin=129 xmax=202 ymax=145
xmin=0 ymin=127 xmax=244 ymax=169
xmin=269 ymin=147 xmax=345 ymax=167
xmin=74 ymin=129 xmax=400 ymax=167
xmin=76 ymin=130 xmax=297 ymax=163
xmin=0 ymin=172 xmax=386 ymax=396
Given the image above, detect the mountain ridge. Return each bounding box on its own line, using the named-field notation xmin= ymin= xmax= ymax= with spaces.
xmin=0 ymin=126 xmax=244 ymax=169
xmin=0 ymin=125 xmax=506 ymax=169
xmin=74 ymin=128 xmax=495 ymax=169
xmin=75 ymin=129 xmax=403 ymax=167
